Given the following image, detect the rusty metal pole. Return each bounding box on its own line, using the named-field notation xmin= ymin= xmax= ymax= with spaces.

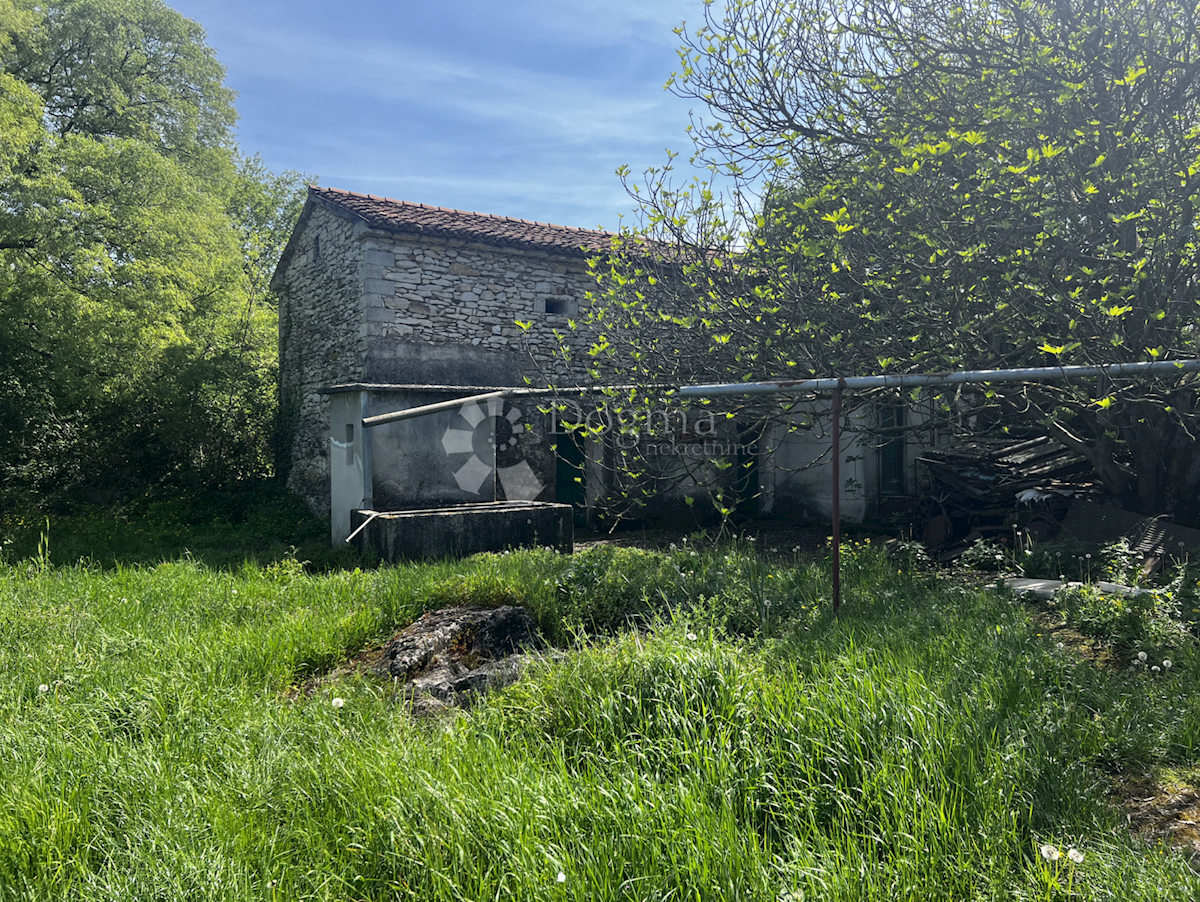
xmin=831 ymin=384 xmax=842 ymax=615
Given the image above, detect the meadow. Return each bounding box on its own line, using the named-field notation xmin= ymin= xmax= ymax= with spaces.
xmin=2 ymin=521 xmax=1200 ymax=900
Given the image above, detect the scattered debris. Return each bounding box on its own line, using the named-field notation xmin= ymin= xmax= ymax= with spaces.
xmin=913 ymin=436 xmax=1200 ymax=570
xmin=913 ymin=435 xmax=1093 ymax=556
xmin=918 ymin=435 xmax=1091 ymax=504
xmin=1004 ymin=577 xmax=1150 ymax=599
xmin=1058 ymin=500 xmax=1200 ymax=564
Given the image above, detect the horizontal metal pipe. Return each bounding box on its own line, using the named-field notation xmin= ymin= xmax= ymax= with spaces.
xmin=677 ymin=359 xmax=1200 ymax=398
xmin=361 ymin=390 xmax=510 ymax=427
xmin=360 ymin=383 xmax=650 ymax=427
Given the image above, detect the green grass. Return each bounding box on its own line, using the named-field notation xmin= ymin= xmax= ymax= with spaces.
xmin=0 ymin=480 xmax=356 ymax=571
xmin=2 ymin=541 xmax=1199 ymax=900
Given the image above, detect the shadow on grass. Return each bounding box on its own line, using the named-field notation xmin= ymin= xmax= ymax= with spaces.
xmin=0 ymin=479 xmax=367 ymax=571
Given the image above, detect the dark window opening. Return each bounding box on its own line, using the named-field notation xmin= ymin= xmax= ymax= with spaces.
xmin=313 ymin=235 xmax=320 ymax=261
xmin=545 ymin=299 xmax=568 ymax=315
xmin=880 ymin=405 xmax=906 ymax=495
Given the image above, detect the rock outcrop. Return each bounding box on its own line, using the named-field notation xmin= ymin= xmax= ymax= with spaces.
xmin=378 ymin=605 xmax=542 ymax=711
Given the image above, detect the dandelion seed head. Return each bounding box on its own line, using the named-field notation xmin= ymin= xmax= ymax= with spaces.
xmin=1138 ymin=651 xmax=1148 ymax=662
xmin=556 ymin=871 xmax=566 ymax=883
xmin=686 ymin=632 xmax=698 ymax=642
xmin=1163 ymin=660 xmax=1172 ymax=670
xmin=38 ymin=684 xmax=48 ymax=693
xmin=1067 ymin=848 xmax=1084 ymax=864
xmin=1040 ymin=844 xmax=1061 ymax=861
xmin=331 ymin=697 xmax=345 ymax=709
xmin=1152 ymin=665 xmax=1160 ymax=673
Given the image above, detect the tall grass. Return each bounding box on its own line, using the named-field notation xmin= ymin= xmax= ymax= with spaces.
xmin=1 ymin=543 xmax=1198 ymax=900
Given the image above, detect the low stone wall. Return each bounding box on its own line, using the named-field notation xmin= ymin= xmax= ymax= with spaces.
xmin=351 ymin=501 xmax=573 ymax=561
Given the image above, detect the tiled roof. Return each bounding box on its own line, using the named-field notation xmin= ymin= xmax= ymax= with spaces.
xmin=310 ymin=186 xmax=614 ymax=257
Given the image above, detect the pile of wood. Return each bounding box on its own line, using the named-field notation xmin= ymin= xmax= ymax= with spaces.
xmin=912 ymin=436 xmax=1095 ymax=555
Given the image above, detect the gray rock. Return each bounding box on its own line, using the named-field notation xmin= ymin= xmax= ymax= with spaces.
xmin=379 ymin=605 xmax=542 ymax=709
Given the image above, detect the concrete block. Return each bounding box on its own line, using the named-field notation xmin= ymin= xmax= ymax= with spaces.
xmin=363 ymin=279 xmax=395 ymax=296
xmin=352 ymin=502 xmax=572 ymax=561
xmin=364 ymin=249 xmax=395 ymax=267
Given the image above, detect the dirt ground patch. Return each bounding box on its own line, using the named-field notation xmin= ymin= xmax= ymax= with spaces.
xmin=1108 ymin=768 xmax=1200 ymax=871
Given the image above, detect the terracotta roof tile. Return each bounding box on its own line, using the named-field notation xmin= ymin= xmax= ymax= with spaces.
xmin=311 ymin=186 xmax=614 ymax=257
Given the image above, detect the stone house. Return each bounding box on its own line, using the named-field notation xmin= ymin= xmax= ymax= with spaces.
xmin=270 ymin=187 xmax=610 ymax=518
xmin=271 ymin=186 xmax=916 ymax=542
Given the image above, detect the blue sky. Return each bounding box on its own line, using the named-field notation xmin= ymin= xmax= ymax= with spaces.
xmin=170 ymin=0 xmax=706 ymax=231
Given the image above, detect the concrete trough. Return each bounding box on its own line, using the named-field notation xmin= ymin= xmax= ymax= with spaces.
xmin=351 ymin=501 xmax=573 ymax=562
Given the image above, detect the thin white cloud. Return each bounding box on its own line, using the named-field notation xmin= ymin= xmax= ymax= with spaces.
xmin=222 ymin=25 xmax=691 ymax=147
xmin=174 ymin=0 xmax=714 ymax=228
xmin=521 ymin=0 xmax=700 ymax=46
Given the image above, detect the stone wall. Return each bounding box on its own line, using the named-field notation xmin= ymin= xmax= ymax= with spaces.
xmin=358 ymin=230 xmax=594 ymax=387
xmin=275 ymin=202 xmax=367 ymax=514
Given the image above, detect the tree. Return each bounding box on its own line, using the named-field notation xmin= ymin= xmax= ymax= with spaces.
xmin=580 ymin=0 xmax=1200 ymax=522
xmin=0 ymin=0 xmax=308 ymax=509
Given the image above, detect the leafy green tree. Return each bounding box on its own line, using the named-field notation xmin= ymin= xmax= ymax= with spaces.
xmin=0 ymin=0 xmax=307 ymax=509
xmin=584 ymin=0 xmax=1200 ymax=522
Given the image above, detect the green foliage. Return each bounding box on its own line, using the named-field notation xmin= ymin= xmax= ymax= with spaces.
xmin=427 ymin=570 xmax=525 ymax=609
xmin=960 ymin=537 xmax=1011 ymax=572
xmin=1046 ymin=582 xmax=1189 ymax=650
xmin=0 ymin=0 xmax=309 ymax=508
xmin=554 ymin=545 xmax=681 ymax=633
xmin=587 ymin=0 xmax=1200 ymax=522
xmin=0 ymin=480 xmax=347 ymax=570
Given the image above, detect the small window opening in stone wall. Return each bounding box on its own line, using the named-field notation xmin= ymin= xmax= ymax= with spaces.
xmin=545 ymin=299 xmax=568 ymax=315
xmin=314 ymin=235 xmax=321 ymax=261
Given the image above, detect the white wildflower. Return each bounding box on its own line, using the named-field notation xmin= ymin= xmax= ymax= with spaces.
xmin=1040 ymin=844 xmax=1061 ymax=862
xmin=1138 ymin=651 xmax=1148 ymax=662
xmin=1067 ymin=848 xmax=1084 ymax=864
xmin=1163 ymin=660 xmax=1172 ymax=671
xmin=331 ymin=697 xmax=345 ymax=709
xmin=556 ymin=871 xmax=566 ymax=883
xmin=686 ymin=632 xmax=698 ymax=642
xmin=38 ymin=683 xmax=49 ymax=693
